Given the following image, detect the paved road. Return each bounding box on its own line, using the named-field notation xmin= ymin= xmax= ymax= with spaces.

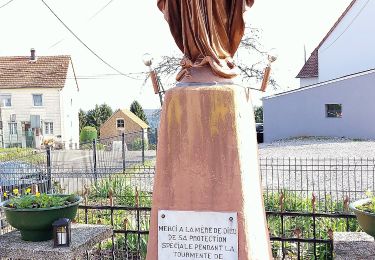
xmin=50 ymin=149 xmax=156 ymax=170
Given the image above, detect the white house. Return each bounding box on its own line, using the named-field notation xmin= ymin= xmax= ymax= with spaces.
xmin=263 ymin=0 xmax=375 ymax=142
xmin=0 ymin=49 xmax=80 ymax=149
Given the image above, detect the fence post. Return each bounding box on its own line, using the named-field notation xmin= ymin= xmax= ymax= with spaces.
xmin=141 ymin=129 xmax=145 ymax=165
xmin=155 ymin=128 xmax=158 ymax=151
xmin=122 ymin=133 xmax=126 ymax=173
xmin=93 ymin=139 xmax=97 ymax=183
xmin=46 ymin=146 xmax=52 ymax=193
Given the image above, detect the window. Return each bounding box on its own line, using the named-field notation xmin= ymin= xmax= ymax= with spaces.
xmin=9 ymin=122 xmax=17 ymax=135
xmin=117 ymin=119 xmax=125 ymax=128
xmin=0 ymin=94 xmax=11 ymax=107
xmin=326 ymin=104 xmax=342 ymax=118
xmin=45 ymin=122 xmax=54 ymax=135
xmin=33 ymin=94 xmax=43 ymax=106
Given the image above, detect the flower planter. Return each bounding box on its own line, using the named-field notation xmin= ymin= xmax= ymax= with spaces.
xmin=0 ymin=195 xmax=82 ymax=242
xmin=349 ymin=198 xmax=375 ymax=237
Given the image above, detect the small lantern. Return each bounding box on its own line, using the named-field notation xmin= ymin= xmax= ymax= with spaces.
xmin=52 ymin=218 xmax=71 ymax=247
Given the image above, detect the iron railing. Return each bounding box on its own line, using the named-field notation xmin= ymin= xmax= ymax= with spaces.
xmin=2 ymin=157 xmax=375 ymax=259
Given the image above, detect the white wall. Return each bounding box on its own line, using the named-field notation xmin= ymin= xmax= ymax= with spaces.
xmin=263 ymin=71 xmax=375 ymax=142
xmin=0 ymin=88 xmax=62 ymax=147
xmin=319 ymin=0 xmax=375 ymax=81
xmin=60 ymin=61 xmax=80 ymax=149
xmin=300 ymin=77 xmax=319 ymax=88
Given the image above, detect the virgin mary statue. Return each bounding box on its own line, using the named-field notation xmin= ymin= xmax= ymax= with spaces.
xmin=157 ymin=0 xmax=254 ymax=81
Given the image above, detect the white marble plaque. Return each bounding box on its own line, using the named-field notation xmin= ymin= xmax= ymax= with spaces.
xmin=158 ymin=210 xmax=238 ymax=260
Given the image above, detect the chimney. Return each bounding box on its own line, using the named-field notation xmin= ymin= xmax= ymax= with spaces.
xmin=30 ymin=48 xmax=36 ymax=61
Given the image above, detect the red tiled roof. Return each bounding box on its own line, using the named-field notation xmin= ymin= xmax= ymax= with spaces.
xmin=0 ymin=55 xmax=71 ymax=89
xmin=296 ymin=0 xmax=358 ymax=78
xmin=296 ymin=50 xmax=318 ymax=78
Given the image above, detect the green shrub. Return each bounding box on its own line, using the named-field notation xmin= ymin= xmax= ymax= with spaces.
xmin=89 ymin=176 xmax=151 ymax=207
xmin=264 ymin=191 xmax=360 ymax=259
xmin=79 ymin=142 xmax=105 ymax=150
xmin=81 ymin=172 xmax=152 ymax=257
xmin=0 ymin=148 xmax=44 ymax=163
xmin=79 ymin=179 xmax=360 ymax=259
xmin=80 ymin=126 xmax=97 ymax=143
xmin=128 ymin=138 xmax=148 ymax=151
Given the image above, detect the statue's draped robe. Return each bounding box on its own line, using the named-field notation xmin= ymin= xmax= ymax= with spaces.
xmin=157 ymin=0 xmax=254 ymax=80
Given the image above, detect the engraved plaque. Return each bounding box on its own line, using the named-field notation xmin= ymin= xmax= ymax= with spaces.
xmin=158 ymin=210 xmax=238 ymax=260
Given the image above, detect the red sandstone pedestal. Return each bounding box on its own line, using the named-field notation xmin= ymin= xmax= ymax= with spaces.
xmin=146 ymin=84 xmax=272 ymax=259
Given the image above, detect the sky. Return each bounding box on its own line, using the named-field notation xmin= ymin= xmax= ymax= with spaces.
xmin=0 ymin=0 xmax=352 ymax=110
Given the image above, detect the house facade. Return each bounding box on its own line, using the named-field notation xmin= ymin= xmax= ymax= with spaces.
xmin=0 ymin=50 xmax=80 ymax=149
xmin=297 ymin=0 xmax=375 ymax=87
xmin=100 ymin=109 xmax=149 ymax=149
xmin=264 ymin=70 xmax=375 ymax=142
xmin=263 ymin=0 xmax=375 ymax=142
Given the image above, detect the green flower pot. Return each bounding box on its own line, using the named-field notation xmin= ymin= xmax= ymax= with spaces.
xmin=0 ymin=195 xmax=82 ymax=242
xmin=349 ymin=198 xmax=375 ymax=237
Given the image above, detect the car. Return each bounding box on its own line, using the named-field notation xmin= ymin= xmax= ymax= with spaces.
xmin=256 ymin=123 xmax=264 ymax=143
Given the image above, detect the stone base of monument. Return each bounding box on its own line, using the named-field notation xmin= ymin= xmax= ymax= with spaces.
xmin=146 ymin=84 xmax=272 ymax=260
xmin=0 ymin=224 xmax=112 ymax=260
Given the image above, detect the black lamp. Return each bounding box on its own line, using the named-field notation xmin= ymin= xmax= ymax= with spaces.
xmin=52 ymin=218 xmax=71 ymax=247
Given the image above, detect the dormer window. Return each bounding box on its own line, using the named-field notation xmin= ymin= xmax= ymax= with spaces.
xmin=0 ymin=94 xmax=11 ymax=107
xmin=33 ymin=94 xmax=43 ymax=106
xmin=117 ymin=119 xmax=125 ymax=128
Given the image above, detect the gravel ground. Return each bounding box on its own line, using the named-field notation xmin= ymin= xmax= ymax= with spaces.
xmin=258 ymin=137 xmax=375 ymax=203
xmin=259 ymin=137 xmax=375 ymax=158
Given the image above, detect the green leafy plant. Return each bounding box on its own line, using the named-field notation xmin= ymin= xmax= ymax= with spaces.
xmin=89 ymin=177 xmax=151 ymax=207
xmin=0 ymin=148 xmax=44 ymax=163
xmin=128 ymin=137 xmax=148 ymax=151
xmin=3 ymin=188 xmax=78 ymax=209
xmin=264 ymin=191 xmax=359 ymax=259
xmin=356 ymin=190 xmax=375 ymax=213
xmin=79 ymin=142 xmax=106 ymax=150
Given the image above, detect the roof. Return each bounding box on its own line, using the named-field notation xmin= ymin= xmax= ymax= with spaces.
xmin=296 ymin=0 xmax=358 ymax=78
xmin=266 ymin=67 xmax=375 ymax=100
xmin=296 ymin=50 xmax=318 ymax=78
xmin=0 ymin=55 xmax=71 ymax=89
xmin=120 ymin=109 xmax=149 ymax=129
xmin=101 ymin=109 xmax=149 ymax=130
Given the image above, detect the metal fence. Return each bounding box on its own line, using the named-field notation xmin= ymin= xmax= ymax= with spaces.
xmin=51 ymin=130 xmax=157 ymax=172
xmin=0 ymin=164 xmax=154 ymax=259
xmin=2 ymin=156 xmax=375 ymax=259
xmin=260 ymin=158 xmax=372 ymax=259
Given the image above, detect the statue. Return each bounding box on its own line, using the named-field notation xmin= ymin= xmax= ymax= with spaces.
xmin=157 ymin=0 xmax=254 ymax=81
xmin=147 ymin=1 xmax=273 ymax=259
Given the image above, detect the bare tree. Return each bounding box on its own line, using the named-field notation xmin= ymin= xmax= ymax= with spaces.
xmin=147 ymin=28 xmax=278 ymax=89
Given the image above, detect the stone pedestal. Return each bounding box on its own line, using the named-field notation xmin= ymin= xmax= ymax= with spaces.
xmin=146 ymin=85 xmax=272 ymax=259
xmin=334 ymin=232 xmax=375 ymax=259
xmin=0 ymin=224 xmax=112 ymax=260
